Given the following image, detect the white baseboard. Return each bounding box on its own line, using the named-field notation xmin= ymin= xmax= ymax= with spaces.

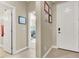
xmin=15 ymin=47 xmax=27 ymax=54
xmin=43 ymin=45 xmax=53 ymax=58
xmin=43 ymin=45 xmax=58 ymax=58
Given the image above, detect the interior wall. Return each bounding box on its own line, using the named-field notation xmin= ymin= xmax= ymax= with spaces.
xmin=52 ymin=3 xmax=57 ymax=46
xmin=41 ymin=1 xmax=53 ymax=57
xmin=36 ymin=1 xmax=55 ymax=57
xmin=27 ymin=2 xmax=35 ymax=12
xmin=36 ymin=1 xmax=42 ymax=57
xmin=5 ymin=1 xmax=28 ymax=51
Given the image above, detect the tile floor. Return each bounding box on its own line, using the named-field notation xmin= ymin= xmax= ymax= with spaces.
xmin=46 ymin=48 xmax=79 ymax=58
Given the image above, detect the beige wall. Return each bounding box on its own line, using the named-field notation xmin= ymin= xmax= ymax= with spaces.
xmin=36 ymin=1 xmax=56 ymax=57
xmin=41 ymin=1 xmax=53 ymax=57
xmin=27 ymin=2 xmax=35 ymax=12
xmin=52 ymin=3 xmax=57 ymax=46
xmin=36 ymin=2 xmax=42 ymax=57
xmin=5 ymin=1 xmax=28 ymax=50
xmin=3 ymin=1 xmax=57 ymax=57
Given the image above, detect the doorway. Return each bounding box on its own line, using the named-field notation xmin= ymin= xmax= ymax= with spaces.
xmin=28 ymin=11 xmax=36 ymax=49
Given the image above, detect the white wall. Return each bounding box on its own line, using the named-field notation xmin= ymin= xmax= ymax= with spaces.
xmin=36 ymin=2 xmax=42 ymax=57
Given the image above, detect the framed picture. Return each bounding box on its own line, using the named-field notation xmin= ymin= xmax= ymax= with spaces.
xmin=49 ymin=7 xmax=52 ymax=15
xmin=44 ymin=1 xmax=49 ymax=13
xmin=18 ymin=16 xmax=26 ymax=24
xmin=44 ymin=1 xmax=52 ymax=23
xmin=48 ymin=15 xmax=52 ymax=23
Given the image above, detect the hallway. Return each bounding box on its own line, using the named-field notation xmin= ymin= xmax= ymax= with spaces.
xmin=0 ymin=1 xmax=79 ymax=58
xmin=46 ymin=48 xmax=79 ymax=58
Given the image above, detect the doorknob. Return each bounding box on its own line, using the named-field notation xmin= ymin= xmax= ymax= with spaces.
xmin=58 ymin=27 xmax=61 ymax=34
xmin=58 ymin=27 xmax=60 ymax=31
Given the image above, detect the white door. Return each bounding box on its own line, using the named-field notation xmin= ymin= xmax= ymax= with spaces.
xmin=3 ymin=9 xmax=12 ymax=53
xmin=57 ymin=2 xmax=78 ymax=51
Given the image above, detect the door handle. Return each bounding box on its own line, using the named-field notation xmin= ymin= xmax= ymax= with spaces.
xmin=58 ymin=27 xmax=60 ymax=31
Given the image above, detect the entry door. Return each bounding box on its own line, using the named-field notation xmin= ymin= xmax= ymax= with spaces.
xmin=3 ymin=9 xmax=12 ymax=53
xmin=57 ymin=2 xmax=77 ymax=51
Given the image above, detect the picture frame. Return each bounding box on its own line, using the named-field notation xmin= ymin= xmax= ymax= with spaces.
xmin=18 ymin=16 xmax=26 ymax=24
xmin=44 ymin=1 xmax=52 ymax=23
xmin=48 ymin=15 xmax=52 ymax=23
xmin=49 ymin=7 xmax=52 ymax=15
xmin=44 ymin=1 xmax=49 ymax=13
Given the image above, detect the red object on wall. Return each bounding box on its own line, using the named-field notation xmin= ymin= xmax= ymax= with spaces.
xmin=1 ymin=25 xmax=4 ymax=37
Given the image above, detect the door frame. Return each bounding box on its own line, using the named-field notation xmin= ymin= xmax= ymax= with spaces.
xmin=28 ymin=12 xmax=31 ymax=48
xmin=56 ymin=3 xmax=59 ymax=48
xmin=0 ymin=2 xmax=16 ymax=54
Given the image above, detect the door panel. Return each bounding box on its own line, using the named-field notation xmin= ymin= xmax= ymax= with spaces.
xmin=3 ymin=9 xmax=12 ymax=53
xmin=57 ymin=2 xmax=76 ymax=51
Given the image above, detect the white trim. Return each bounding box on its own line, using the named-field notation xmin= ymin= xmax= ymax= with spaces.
xmin=43 ymin=45 xmax=53 ymax=58
xmin=0 ymin=2 xmax=16 ymax=54
xmin=56 ymin=4 xmax=59 ymax=50
xmin=12 ymin=7 xmax=16 ymax=54
xmin=27 ymin=12 xmax=31 ymax=48
xmin=14 ymin=47 xmax=27 ymax=54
